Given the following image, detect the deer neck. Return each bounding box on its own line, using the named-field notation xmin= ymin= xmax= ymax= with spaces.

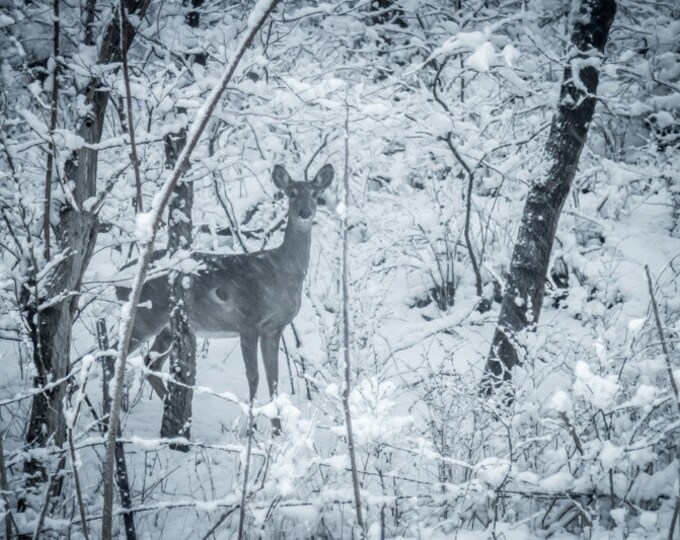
xmin=278 ymin=216 xmax=312 ymax=279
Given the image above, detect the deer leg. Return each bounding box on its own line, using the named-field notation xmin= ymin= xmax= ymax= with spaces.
xmin=260 ymin=329 xmax=282 ymax=434
xmin=239 ymin=331 xmax=259 ymax=403
xmin=144 ymin=326 xmax=173 ymax=400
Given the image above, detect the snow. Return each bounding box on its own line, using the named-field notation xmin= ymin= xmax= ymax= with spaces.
xmin=610 ymin=508 xmax=626 ymax=524
xmin=134 ymin=211 xmax=154 ymax=243
xmin=475 ymin=457 xmax=511 ymax=488
xmin=0 ymin=13 xmax=15 ymax=28
xmin=573 ymin=360 xmax=619 ymax=410
xmin=539 ymin=470 xmax=574 ymax=493
xmin=335 ymin=200 xmax=347 ymax=218
xmin=466 ymin=42 xmax=496 ymax=72
xmin=247 ymin=0 xmax=277 ymax=30
xmin=321 ymin=454 xmax=349 ymax=470
xmin=599 ymin=441 xmax=624 ymax=470
xmin=425 ymin=30 xmax=490 ymax=64
xmin=650 ymin=110 xmax=675 ymax=129
xmin=627 ymin=316 xmax=647 ymax=335
xmin=629 ymin=384 xmax=656 ymax=408
xmin=639 ymin=511 xmax=657 ymax=530
xmin=548 ymin=390 xmax=571 ymax=413
xmin=2 ymin=0 xmax=680 ymax=537
xmin=570 ymin=56 xmax=602 ymax=94
xmin=501 ymin=44 xmax=520 ymax=67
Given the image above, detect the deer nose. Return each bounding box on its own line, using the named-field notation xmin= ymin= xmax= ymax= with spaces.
xmin=298 ymin=208 xmax=312 ymax=220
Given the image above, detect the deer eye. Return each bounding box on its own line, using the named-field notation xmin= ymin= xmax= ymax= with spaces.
xmin=289 ymin=188 xmax=298 ymax=197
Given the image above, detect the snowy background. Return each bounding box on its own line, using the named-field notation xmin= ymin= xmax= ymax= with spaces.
xmin=1 ymin=0 xmax=680 ymax=538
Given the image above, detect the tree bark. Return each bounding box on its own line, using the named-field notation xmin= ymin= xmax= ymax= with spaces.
xmin=97 ymin=319 xmax=137 ymax=540
xmin=159 ymin=0 xmax=203 ymax=447
xmin=24 ymin=0 xmax=152 ymax=475
xmin=160 ymin=130 xmax=197 ymax=447
xmin=481 ymin=0 xmax=617 ymax=394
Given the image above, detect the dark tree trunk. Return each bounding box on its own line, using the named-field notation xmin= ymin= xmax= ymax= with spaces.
xmin=160 ymin=136 xmax=197 ymax=446
xmin=369 ymin=0 xmax=407 ymax=28
xmin=97 ymin=319 xmax=137 ymax=540
xmin=24 ymin=0 xmax=152 ymax=476
xmin=481 ymin=0 xmax=617 ymax=394
xmin=160 ymin=0 xmax=203 ymax=446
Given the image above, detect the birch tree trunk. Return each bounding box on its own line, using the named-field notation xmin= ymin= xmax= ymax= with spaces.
xmin=24 ymin=0 xmax=152 ymax=476
xmin=481 ymin=0 xmax=617 ymax=394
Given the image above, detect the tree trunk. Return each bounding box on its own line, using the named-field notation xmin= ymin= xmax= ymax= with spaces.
xmin=160 ymin=138 xmax=197 ymax=446
xmin=160 ymin=0 xmax=203 ymax=446
xmin=481 ymin=0 xmax=617 ymax=394
xmin=24 ymin=0 xmax=152 ymax=476
xmin=97 ymin=319 xmax=137 ymax=540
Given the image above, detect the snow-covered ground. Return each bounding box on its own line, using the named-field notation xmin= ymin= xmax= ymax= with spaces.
xmin=2 ymin=0 xmax=680 ymax=537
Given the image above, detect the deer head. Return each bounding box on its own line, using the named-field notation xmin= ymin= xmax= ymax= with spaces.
xmin=272 ymin=164 xmax=334 ymax=225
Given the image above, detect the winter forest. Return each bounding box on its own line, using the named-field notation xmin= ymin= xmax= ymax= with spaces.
xmin=1 ymin=0 xmax=680 ymax=537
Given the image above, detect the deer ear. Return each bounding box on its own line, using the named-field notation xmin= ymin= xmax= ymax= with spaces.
xmin=272 ymin=165 xmax=291 ymax=191
xmin=310 ymin=164 xmax=334 ymax=192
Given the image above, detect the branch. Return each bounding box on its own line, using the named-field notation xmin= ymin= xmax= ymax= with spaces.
xmin=444 ymin=132 xmax=483 ymax=298
xmin=303 ymin=133 xmax=329 ymax=182
xmin=0 ymin=437 xmax=14 ymax=540
xmin=237 ymin=402 xmax=254 ymax=539
xmin=645 ymin=265 xmax=680 ymax=413
xmin=341 ymin=101 xmax=365 ymax=536
xmin=43 ymin=0 xmax=60 ymax=260
xmin=119 ymin=0 xmax=144 ymax=213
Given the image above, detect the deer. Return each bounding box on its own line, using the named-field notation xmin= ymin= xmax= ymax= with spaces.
xmin=116 ymin=164 xmax=334 ymax=431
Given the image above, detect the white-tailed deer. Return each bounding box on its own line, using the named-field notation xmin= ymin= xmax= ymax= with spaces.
xmin=117 ymin=164 xmax=334 ymax=427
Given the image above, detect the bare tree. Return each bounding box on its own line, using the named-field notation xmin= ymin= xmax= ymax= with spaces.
xmin=23 ymin=0 xmax=152 ymax=477
xmin=159 ymin=0 xmax=209 ymax=445
xmin=481 ymin=0 xmax=617 ymax=394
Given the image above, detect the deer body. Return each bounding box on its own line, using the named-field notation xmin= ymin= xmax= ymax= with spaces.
xmin=118 ymin=164 xmax=334 ymax=419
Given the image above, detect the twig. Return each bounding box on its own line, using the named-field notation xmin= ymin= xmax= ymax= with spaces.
xmin=237 ymin=402 xmax=254 ymax=540
xmin=0 ymin=436 xmax=13 ymax=540
xmin=201 ymin=506 xmax=239 ymax=540
xmin=66 ymin=357 xmax=95 ymax=540
xmin=212 ymin=172 xmax=249 ymax=252
xmin=645 ymin=265 xmax=680 ymax=540
xmin=43 ymin=0 xmax=60 ymax=261
xmin=119 ymin=0 xmax=143 ymax=212
xmin=431 ymin=57 xmax=452 ymax=116
xmin=98 ymin=319 xmax=136 ymax=540
xmin=0 ymin=366 xmax=81 ymax=407
xmin=304 ymin=133 xmax=330 ymax=181
xmin=280 ymin=335 xmax=297 ymax=395
xmin=341 ymin=101 xmax=365 ymax=536
xmin=444 ymin=132 xmax=483 ymax=298
xmin=291 ymin=323 xmax=312 ymax=400
xmin=83 ymin=0 xmax=98 ymax=46
xmin=32 ymin=459 xmax=65 ymax=540
xmin=101 ymin=3 xmax=281 ymax=537
xmin=669 ymin=496 xmax=680 ymax=540
xmin=558 ymin=412 xmax=584 ymax=456
xmin=645 ymin=265 xmax=680 ymax=412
